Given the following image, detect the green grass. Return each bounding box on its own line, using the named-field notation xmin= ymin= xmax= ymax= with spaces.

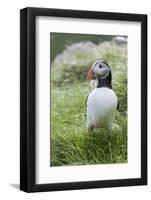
xmin=50 ymin=82 xmax=127 ymax=166
xmin=50 ymin=40 xmax=127 ymax=166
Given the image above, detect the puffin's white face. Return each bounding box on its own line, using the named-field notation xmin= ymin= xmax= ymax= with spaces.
xmin=91 ymin=60 xmax=110 ymax=79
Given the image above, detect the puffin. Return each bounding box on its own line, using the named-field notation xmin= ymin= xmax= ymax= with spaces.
xmin=86 ymin=59 xmax=118 ymax=130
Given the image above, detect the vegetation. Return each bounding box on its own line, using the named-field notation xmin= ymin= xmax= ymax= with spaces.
xmin=50 ymin=37 xmax=127 ymax=166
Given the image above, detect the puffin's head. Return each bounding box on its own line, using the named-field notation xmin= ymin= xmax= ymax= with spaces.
xmin=87 ymin=60 xmax=111 ymax=80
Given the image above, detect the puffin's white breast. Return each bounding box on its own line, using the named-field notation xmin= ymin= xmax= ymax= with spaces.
xmin=87 ymin=88 xmax=117 ymax=128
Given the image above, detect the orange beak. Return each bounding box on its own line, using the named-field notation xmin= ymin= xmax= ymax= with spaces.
xmin=87 ymin=67 xmax=92 ymax=80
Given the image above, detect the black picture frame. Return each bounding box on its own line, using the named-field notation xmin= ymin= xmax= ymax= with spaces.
xmin=20 ymin=7 xmax=147 ymax=193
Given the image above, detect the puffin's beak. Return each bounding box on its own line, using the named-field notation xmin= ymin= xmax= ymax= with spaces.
xmin=87 ymin=67 xmax=92 ymax=80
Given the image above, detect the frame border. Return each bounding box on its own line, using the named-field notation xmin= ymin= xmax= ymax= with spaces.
xmin=20 ymin=7 xmax=147 ymax=192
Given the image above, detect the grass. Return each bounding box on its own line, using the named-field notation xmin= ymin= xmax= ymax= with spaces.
xmin=50 ymin=39 xmax=127 ymax=166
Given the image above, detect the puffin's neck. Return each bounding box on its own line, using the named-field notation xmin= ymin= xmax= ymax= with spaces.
xmin=97 ymin=78 xmax=112 ymax=89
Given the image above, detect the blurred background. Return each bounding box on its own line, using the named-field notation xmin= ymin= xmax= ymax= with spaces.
xmin=51 ymin=33 xmax=114 ymax=61
xmin=50 ymin=32 xmax=128 ymax=166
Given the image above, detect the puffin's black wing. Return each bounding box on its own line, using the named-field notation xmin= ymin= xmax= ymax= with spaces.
xmin=86 ymin=94 xmax=89 ymax=106
xmin=117 ymin=99 xmax=120 ymax=110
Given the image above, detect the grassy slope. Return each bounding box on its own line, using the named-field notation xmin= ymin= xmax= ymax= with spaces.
xmin=50 ymin=41 xmax=127 ymax=166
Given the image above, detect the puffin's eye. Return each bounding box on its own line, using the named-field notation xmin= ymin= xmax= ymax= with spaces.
xmin=99 ymin=64 xmax=102 ymax=68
